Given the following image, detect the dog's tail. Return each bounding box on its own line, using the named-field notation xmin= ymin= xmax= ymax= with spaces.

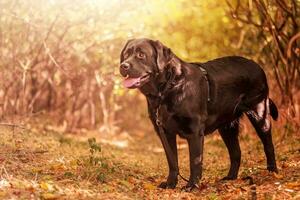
xmin=269 ymin=98 xmax=278 ymax=121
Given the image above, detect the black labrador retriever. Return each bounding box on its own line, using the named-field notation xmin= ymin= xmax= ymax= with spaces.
xmin=119 ymin=38 xmax=278 ymax=191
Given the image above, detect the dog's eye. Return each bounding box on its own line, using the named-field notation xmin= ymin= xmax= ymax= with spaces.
xmin=137 ymin=52 xmax=145 ymax=59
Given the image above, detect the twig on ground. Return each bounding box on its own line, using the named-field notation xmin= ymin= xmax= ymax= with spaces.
xmin=0 ymin=123 xmax=26 ymax=129
xmin=32 ymin=150 xmax=49 ymax=154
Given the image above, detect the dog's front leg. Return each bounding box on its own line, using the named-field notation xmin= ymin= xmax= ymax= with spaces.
xmin=182 ymin=125 xmax=205 ymax=191
xmin=157 ymin=131 xmax=179 ymax=189
xmin=147 ymin=100 xmax=178 ymax=189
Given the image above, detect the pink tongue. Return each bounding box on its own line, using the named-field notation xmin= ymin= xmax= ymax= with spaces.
xmin=123 ymin=77 xmax=140 ymax=88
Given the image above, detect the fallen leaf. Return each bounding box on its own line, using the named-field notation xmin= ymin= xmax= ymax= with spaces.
xmin=152 ymin=147 xmax=164 ymax=153
xmin=41 ymin=192 xmax=59 ymax=200
xmin=10 ymin=180 xmax=27 ymax=189
xmin=281 ymin=162 xmax=289 ymax=168
xmin=284 ymin=188 xmax=294 ymax=193
xmin=42 ymin=175 xmax=53 ymax=181
xmin=0 ymin=191 xmax=7 ymax=198
xmin=31 ymin=167 xmax=43 ymax=173
xmin=40 ymin=181 xmax=55 ymax=192
xmin=0 ymin=179 xmax=10 ymax=188
xmin=273 ymin=173 xmax=283 ymax=179
xmin=50 ymin=163 xmax=65 ymax=171
xmin=143 ymin=183 xmax=156 ymax=190
xmin=285 ymin=182 xmax=300 ymax=189
xmin=119 ymin=180 xmax=132 ymax=189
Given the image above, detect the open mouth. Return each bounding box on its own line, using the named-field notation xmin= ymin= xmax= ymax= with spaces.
xmin=123 ymin=73 xmax=150 ymax=88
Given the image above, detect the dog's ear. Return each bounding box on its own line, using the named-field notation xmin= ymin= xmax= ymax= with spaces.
xmin=120 ymin=39 xmax=133 ymax=63
xmin=152 ymin=40 xmax=171 ymax=72
xmin=152 ymin=40 xmax=181 ymax=75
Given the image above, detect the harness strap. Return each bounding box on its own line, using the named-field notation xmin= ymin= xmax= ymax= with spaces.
xmin=198 ymin=66 xmax=210 ymax=102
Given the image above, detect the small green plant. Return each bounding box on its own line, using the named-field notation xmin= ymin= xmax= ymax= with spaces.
xmin=64 ymin=171 xmax=74 ymax=178
xmin=96 ymin=172 xmax=106 ymax=183
xmin=284 ymin=122 xmax=294 ymax=136
xmin=88 ymin=138 xmax=102 ymax=165
xmin=207 ymin=193 xmax=219 ymax=200
xmin=83 ymin=138 xmax=108 ymax=183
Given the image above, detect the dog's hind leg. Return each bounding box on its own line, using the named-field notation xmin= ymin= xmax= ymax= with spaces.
xmin=219 ymin=120 xmax=241 ymax=180
xmin=246 ymin=98 xmax=278 ymax=173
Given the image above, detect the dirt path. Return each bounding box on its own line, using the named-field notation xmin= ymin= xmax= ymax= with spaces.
xmin=0 ymin=125 xmax=299 ymax=199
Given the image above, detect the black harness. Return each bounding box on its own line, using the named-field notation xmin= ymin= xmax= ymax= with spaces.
xmin=194 ymin=63 xmax=210 ymax=102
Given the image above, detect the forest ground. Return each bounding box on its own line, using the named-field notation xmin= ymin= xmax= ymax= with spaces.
xmin=0 ymin=118 xmax=299 ymax=200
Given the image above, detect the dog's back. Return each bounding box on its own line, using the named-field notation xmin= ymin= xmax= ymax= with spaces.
xmin=202 ymin=56 xmax=269 ymax=107
xmin=192 ymin=56 xmax=273 ymax=131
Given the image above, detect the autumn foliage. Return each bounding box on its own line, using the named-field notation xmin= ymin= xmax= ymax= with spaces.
xmin=0 ymin=0 xmax=299 ymax=132
xmin=0 ymin=0 xmax=299 ymax=199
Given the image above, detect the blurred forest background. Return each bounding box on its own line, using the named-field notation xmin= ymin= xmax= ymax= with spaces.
xmin=0 ymin=0 xmax=299 ymax=133
xmin=0 ymin=0 xmax=300 ymax=199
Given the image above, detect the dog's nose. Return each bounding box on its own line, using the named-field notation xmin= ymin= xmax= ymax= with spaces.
xmin=120 ymin=62 xmax=131 ymax=71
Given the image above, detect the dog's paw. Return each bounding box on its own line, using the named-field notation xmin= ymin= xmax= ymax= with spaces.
xmin=158 ymin=182 xmax=176 ymax=189
xmin=181 ymin=182 xmax=198 ymax=192
xmin=267 ymin=166 xmax=278 ymax=173
xmin=220 ymin=175 xmax=237 ymax=181
xmin=158 ymin=181 xmax=177 ymax=189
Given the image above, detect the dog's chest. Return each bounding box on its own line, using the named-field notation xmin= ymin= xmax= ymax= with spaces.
xmin=172 ymin=115 xmax=194 ymax=135
xmin=164 ymin=90 xmax=188 ymax=109
xmin=159 ymin=106 xmax=194 ymax=136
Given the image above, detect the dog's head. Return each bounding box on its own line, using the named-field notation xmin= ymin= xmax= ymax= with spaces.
xmin=119 ymin=38 xmax=181 ymax=89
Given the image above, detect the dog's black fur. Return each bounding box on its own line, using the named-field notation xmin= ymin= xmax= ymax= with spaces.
xmin=119 ymin=38 xmax=278 ymax=191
